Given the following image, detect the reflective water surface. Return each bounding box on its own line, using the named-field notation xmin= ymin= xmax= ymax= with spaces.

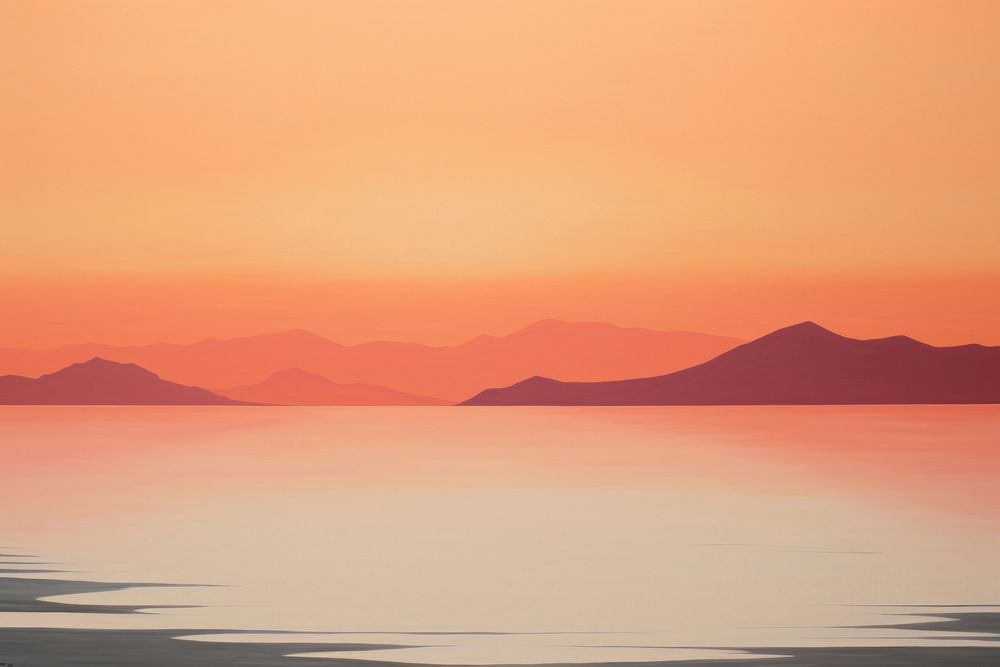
xmin=1 ymin=406 xmax=998 ymax=663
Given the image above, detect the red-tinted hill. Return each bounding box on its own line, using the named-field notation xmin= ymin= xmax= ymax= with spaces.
xmin=461 ymin=322 xmax=1000 ymax=405
xmin=0 ymin=322 xmax=743 ymax=401
xmin=218 ymin=368 xmax=450 ymax=405
xmin=0 ymin=358 xmax=251 ymax=405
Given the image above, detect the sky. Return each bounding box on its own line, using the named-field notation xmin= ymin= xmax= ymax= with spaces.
xmin=2 ymin=0 xmax=999 ymax=348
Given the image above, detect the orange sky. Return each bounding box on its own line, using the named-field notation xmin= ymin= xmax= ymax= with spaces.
xmin=2 ymin=0 xmax=999 ymax=348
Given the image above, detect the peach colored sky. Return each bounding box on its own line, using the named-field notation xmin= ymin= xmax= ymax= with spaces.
xmin=2 ymin=1 xmax=999 ymax=348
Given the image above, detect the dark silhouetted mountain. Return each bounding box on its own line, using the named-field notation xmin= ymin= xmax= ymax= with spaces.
xmin=0 ymin=322 xmax=743 ymax=401
xmin=461 ymin=322 xmax=1000 ymax=405
xmin=0 ymin=358 xmax=251 ymax=405
xmin=217 ymin=368 xmax=450 ymax=405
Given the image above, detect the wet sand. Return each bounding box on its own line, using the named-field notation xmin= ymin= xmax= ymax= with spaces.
xmin=2 ymin=574 xmax=1000 ymax=666
xmin=0 ymin=573 xmax=412 ymax=666
xmin=0 ymin=626 xmax=414 ymax=667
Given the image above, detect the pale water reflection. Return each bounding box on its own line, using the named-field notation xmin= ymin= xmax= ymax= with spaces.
xmin=1 ymin=406 xmax=998 ymax=663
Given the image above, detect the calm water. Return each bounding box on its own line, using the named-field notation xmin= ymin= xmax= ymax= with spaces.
xmin=1 ymin=406 xmax=999 ymax=663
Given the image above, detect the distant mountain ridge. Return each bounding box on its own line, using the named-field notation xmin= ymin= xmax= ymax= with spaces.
xmin=462 ymin=322 xmax=1000 ymax=405
xmin=0 ymin=358 xmax=250 ymax=405
xmin=218 ymin=368 xmax=450 ymax=405
xmin=0 ymin=321 xmax=744 ymax=401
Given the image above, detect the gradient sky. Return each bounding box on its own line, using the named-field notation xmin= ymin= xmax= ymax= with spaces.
xmin=3 ymin=0 xmax=999 ymax=347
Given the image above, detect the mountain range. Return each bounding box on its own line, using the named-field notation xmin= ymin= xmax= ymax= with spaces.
xmin=0 ymin=358 xmax=247 ymax=405
xmin=218 ymin=368 xmax=450 ymax=405
xmin=0 ymin=321 xmax=743 ymax=402
xmin=462 ymin=321 xmax=1000 ymax=405
xmin=4 ymin=321 xmax=998 ymax=406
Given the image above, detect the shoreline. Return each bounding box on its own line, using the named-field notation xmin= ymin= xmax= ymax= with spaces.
xmin=2 ymin=574 xmax=1000 ymax=666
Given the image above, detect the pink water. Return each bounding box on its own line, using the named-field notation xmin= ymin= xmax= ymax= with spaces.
xmin=1 ymin=406 xmax=998 ymax=663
